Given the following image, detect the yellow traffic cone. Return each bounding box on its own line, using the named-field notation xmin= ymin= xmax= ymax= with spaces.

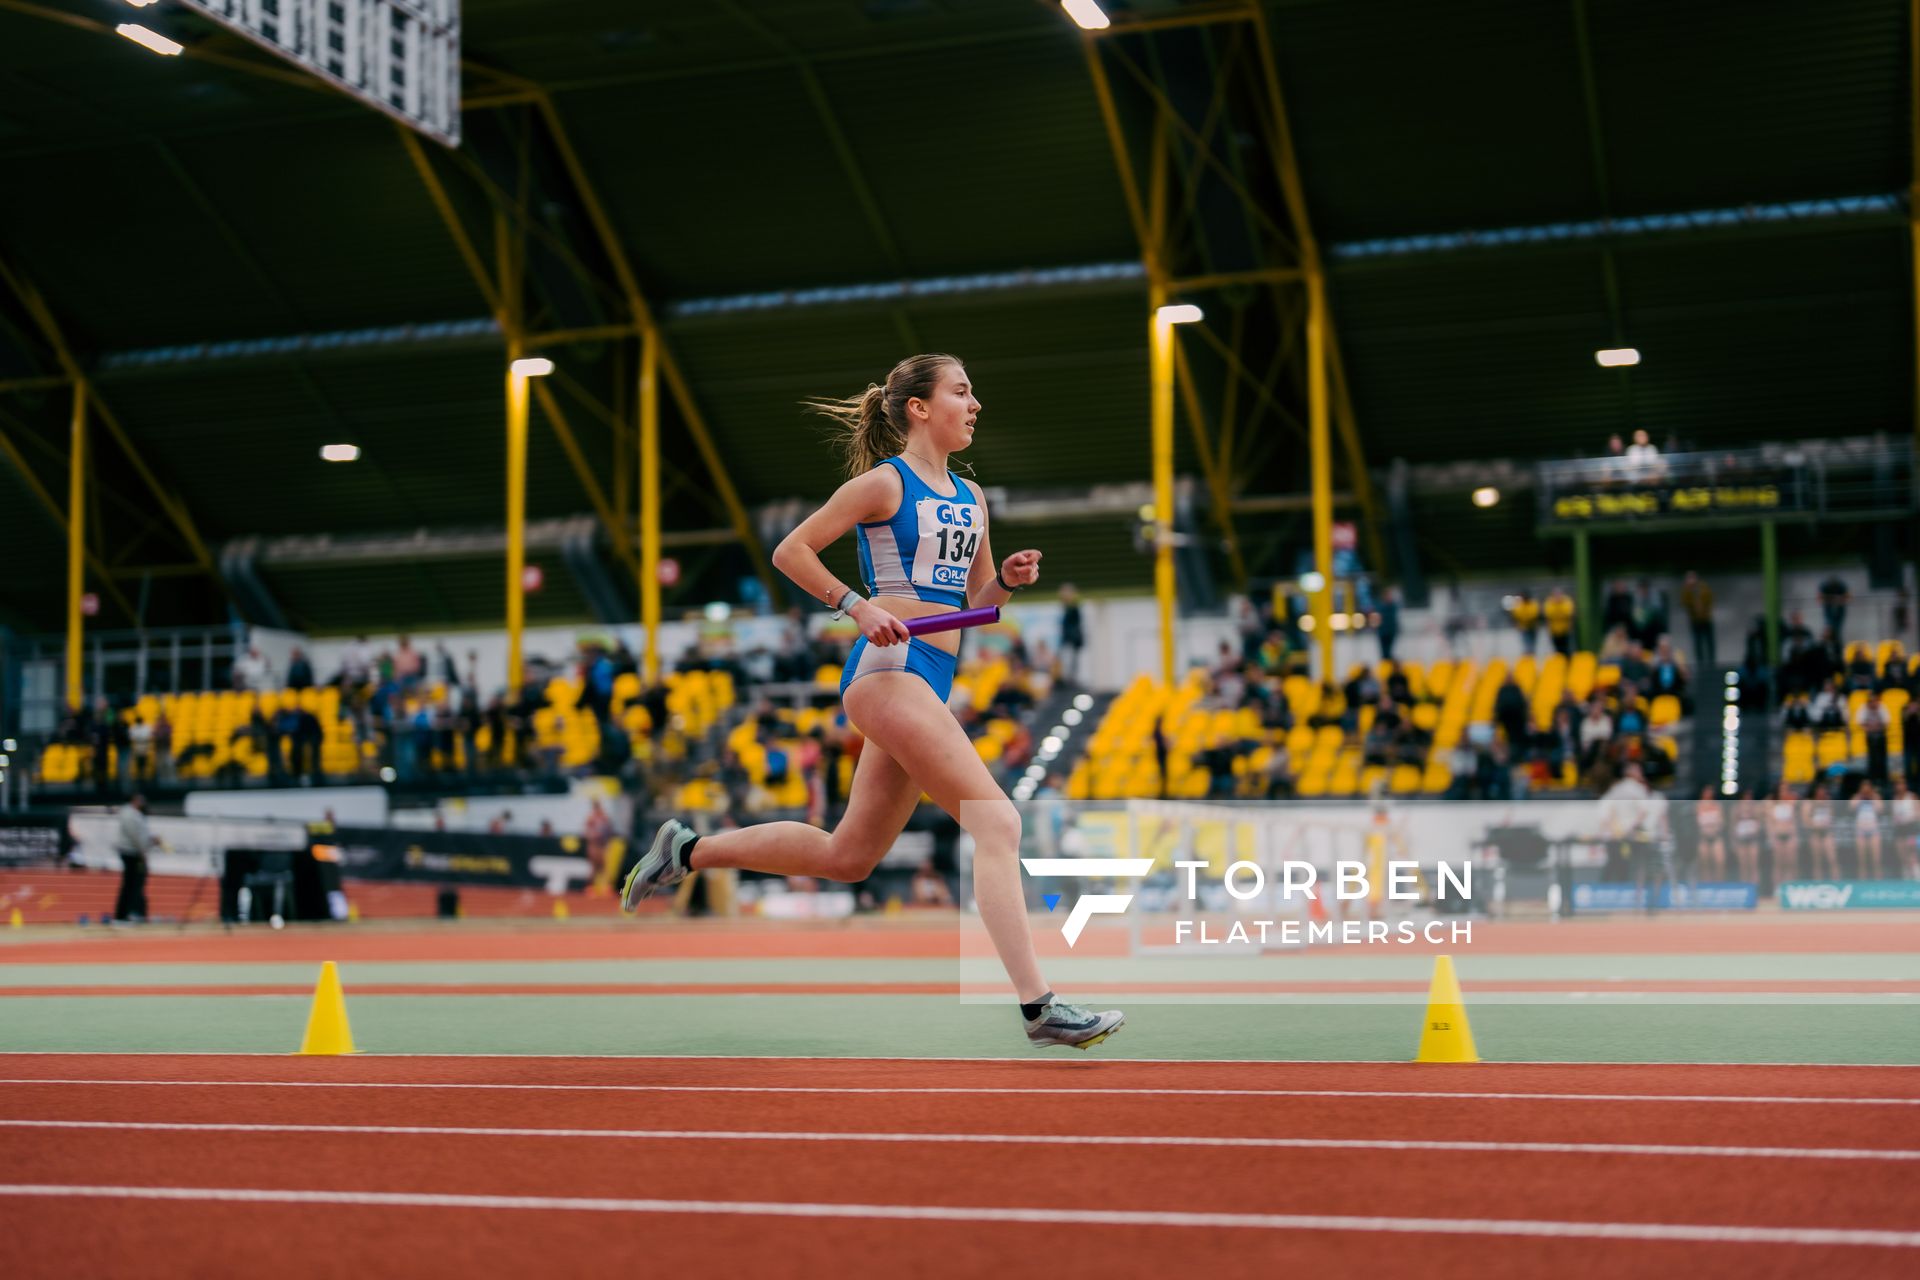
xmin=1414 ymin=954 xmax=1478 ymax=1063
xmin=298 ymin=961 xmax=356 ymax=1055
xmin=8 ymin=907 xmax=22 ymax=929
xmin=551 ymin=898 xmax=570 ymax=921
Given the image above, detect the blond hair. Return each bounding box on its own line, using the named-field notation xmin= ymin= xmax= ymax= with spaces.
xmin=806 ymin=353 xmax=961 ymax=479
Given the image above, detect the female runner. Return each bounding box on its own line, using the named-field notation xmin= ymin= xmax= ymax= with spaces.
xmin=622 ymin=353 xmax=1124 ymax=1050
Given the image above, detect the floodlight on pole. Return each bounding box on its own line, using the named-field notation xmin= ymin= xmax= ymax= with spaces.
xmin=1472 ymin=486 xmax=1500 ymax=508
xmin=1155 ymin=303 xmax=1204 ymax=325
xmin=121 ymin=0 xmax=160 ymax=7
xmin=319 ymin=444 xmax=361 ymax=463
xmin=510 ymin=357 xmax=555 ymax=377
xmin=1594 ymin=347 xmax=1641 ymax=368
xmin=116 ymin=24 xmax=182 ymax=55
xmin=1061 ymin=1 xmax=1111 ymax=31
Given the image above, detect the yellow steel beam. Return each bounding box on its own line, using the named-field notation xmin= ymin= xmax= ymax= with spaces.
xmin=524 ymin=323 xmax=642 ymax=350
xmin=1325 ymin=325 xmax=1388 ymax=574
xmin=0 ymin=374 xmax=71 ymax=393
xmin=66 ymin=384 xmax=84 ymax=710
xmin=1081 ymin=40 xmax=1153 ymax=258
xmin=402 ymin=125 xmax=637 ymax=573
xmin=532 ymin=92 xmax=781 ymax=606
xmin=1150 ymin=290 xmax=1178 ymax=687
xmin=1307 ymin=272 xmax=1334 ymax=682
xmin=528 ymin=378 xmax=638 ymax=576
xmin=639 ymin=327 xmax=663 ymax=683
xmin=396 ymin=125 xmax=502 ymax=320
xmin=1245 ymin=2 xmax=1385 ymax=580
xmin=1102 ymin=40 xmax=1296 ymax=252
xmin=1172 ymin=335 xmax=1247 ymax=587
xmin=505 ymin=358 xmax=529 ymax=700
xmin=0 ymin=420 xmax=136 ymax=622
xmin=0 ymin=253 xmax=221 ymax=587
xmin=1098 ymin=4 xmax=1252 ymax=37
xmin=1169 ymin=267 xmax=1304 ymax=292
xmin=1186 ymin=319 xmax=1306 ymax=441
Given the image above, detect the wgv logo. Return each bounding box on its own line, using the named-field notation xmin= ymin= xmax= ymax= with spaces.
xmin=1019 ymin=858 xmax=1154 ymax=946
xmin=1781 ymin=882 xmax=1853 ymax=910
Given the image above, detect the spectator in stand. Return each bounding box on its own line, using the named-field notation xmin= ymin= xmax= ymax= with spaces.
xmin=488 ymin=810 xmax=513 ymax=835
xmin=1599 ymin=625 xmax=1633 ymax=663
xmin=1509 ymin=590 xmax=1541 ymax=655
xmin=434 ymin=641 xmax=459 ymax=688
xmin=1493 ymin=675 xmax=1530 ymax=756
xmin=1602 ymin=580 xmax=1634 ymax=639
xmin=582 ymin=797 xmax=613 ymax=881
xmin=232 ymin=645 xmax=274 ymax=692
xmin=1880 ymin=643 xmax=1912 ymax=694
xmin=338 ymin=636 xmax=372 ymax=688
xmin=1544 ymin=706 xmax=1580 ymax=777
xmin=1858 ymin=691 xmax=1892 ymax=785
xmin=911 ymin=857 xmax=955 ymax=907
xmin=1615 ymin=687 xmax=1648 ymax=738
xmin=126 ymin=716 xmax=153 ymax=783
xmin=1579 ymin=699 xmax=1614 ymax=774
xmin=1619 ymin=641 xmax=1651 ymax=687
xmin=1262 ymin=741 xmax=1295 ymax=799
xmin=1648 ymin=638 xmax=1689 ymax=708
xmin=1819 ymin=575 xmax=1850 ymax=645
xmin=152 ymin=710 xmax=175 ymax=786
xmin=1343 ymin=665 xmax=1381 ymax=722
xmin=1624 ymin=429 xmax=1664 ymax=485
xmin=1844 ymin=644 xmax=1879 ymax=692
xmin=1376 ymin=586 xmax=1402 ymax=663
xmin=1781 ymin=691 xmax=1813 ymax=731
xmin=1057 ymin=584 xmax=1084 ymax=687
xmin=1890 ymin=777 xmax=1919 ymax=875
xmin=286 ymin=647 xmax=314 ymax=691
xmin=1363 ymin=699 xmax=1400 ymax=767
xmin=1199 ymin=733 xmax=1240 ymax=799
xmin=1259 ymin=679 xmax=1295 ymax=733
xmin=1809 ymin=680 xmax=1847 ymax=730
xmin=1679 ymin=572 xmax=1715 ymax=668
xmin=1631 ymin=579 xmax=1669 ymax=647
xmin=1544 ymin=587 xmax=1575 ymax=657
xmin=393 ymin=636 xmax=424 ymax=690
xmin=1906 ymin=697 xmax=1920 ymax=790
xmin=1602 ymin=433 xmax=1627 ymax=486
xmin=1255 ymin=629 xmax=1288 ymax=676
xmin=1384 ymin=663 xmax=1413 ymax=707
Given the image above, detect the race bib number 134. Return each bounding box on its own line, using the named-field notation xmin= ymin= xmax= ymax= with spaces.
xmin=912 ymin=498 xmax=977 ymax=591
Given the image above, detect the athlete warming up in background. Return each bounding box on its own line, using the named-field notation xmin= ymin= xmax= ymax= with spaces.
xmin=623 ymin=353 xmax=1124 ymax=1051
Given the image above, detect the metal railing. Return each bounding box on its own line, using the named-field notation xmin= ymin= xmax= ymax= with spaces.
xmin=1536 ymin=438 xmax=1915 ymax=531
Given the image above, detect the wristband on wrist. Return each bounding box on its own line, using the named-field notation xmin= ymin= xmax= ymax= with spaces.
xmin=831 ymin=588 xmax=863 ymax=619
xmin=995 ymin=570 xmax=1020 ymax=594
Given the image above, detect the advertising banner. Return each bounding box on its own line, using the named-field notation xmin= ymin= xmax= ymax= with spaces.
xmin=1778 ymin=880 xmax=1920 ymax=910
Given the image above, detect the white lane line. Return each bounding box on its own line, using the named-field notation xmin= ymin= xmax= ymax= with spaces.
xmin=0 ymin=1051 xmax=1916 ymax=1068
xmin=0 ymin=1184 xmax=1914 ymax=1246
xmin=1 ymin=1118 xmax=1914 ymax=1162
xmin=0 ymin=1078 xmax=1914 ymax=1105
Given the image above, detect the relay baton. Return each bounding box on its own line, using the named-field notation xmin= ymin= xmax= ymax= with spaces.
xmin=902 ymin=605 xmax=1001 ymax=636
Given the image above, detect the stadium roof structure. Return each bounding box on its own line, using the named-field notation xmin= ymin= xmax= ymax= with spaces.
xmin=0 ymin=0 xmax=1913 ymax=634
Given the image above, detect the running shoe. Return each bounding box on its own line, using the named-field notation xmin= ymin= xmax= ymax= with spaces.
xmin=1024 ymin=999 xmax=1125 ymax=1050
xmin=620 ymin=819 xmax=697 ymax=912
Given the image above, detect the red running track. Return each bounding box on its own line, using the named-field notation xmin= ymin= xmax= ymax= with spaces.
xmin=4 ymin=912 xmax=1917 ymax=965
xmin=0 ymin=1056 xmax=1916 ymax=1278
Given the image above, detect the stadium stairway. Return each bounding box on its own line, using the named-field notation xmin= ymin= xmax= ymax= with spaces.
xmin=1023 ymin=686 xmax=1114 ymax=789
